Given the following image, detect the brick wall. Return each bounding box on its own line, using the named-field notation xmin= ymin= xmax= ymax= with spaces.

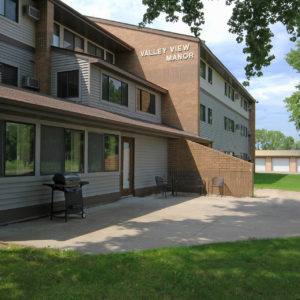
xmin=169 ymin=139 xmax=254 ymax=197
xmin=35 ymin=0 xmax=53 ymax=94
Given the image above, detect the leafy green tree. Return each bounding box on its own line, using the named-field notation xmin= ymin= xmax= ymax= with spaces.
xmin=281 ymin=136 xmax=295 ymax=150
xmin=140 ymin=0 xmax=300 ymax=83
xmin=284 ymin=40 xmax=300 ymax=131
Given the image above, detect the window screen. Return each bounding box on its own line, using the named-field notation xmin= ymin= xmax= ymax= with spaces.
xmin=88 ymin=132 xmax=104 ymax=172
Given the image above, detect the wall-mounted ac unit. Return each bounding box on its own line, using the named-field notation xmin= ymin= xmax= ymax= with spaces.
xmin=248 ymin=130 xmax=252 ymax=136
xmin=235 ymin=124 xmax=240 ymax=130
xmin=22 ymin=76 xmax=40 ymax=90
xmin=24 ymin=5 xmax=40 ymax=21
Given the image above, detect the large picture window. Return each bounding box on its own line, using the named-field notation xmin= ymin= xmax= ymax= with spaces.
xmin=57 ymin=70 xmax=79 ymax=98
xmin=3 ymin=121 xmax=35 ymax=176
xmin=0 ymin=62 xmax=18 ymax=86
xmin=102 ymin=74 xmax=128 ymax=106
xmin=0 ymin=0 xmax=18 ymax=22
xmin=137 ymin=88 xmax=155 ymax=115
xmin=40 ymin=125 xmax=84 ymax=175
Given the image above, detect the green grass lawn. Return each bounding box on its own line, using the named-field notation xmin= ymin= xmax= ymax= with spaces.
xmin=1 ymin=237 xmax=300 ymax=299
xmin=255 ymin=173 xmax=300 ymax=192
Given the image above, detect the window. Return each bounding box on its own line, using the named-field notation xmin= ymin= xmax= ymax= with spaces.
xmin=231 ymin=88 xmax=235 ymax=101
xmin=102 ymin=74 xmax=128 ymax=106
xmin=208 ymin=67 xmax=213 ymax=84
xmin=240 ymin=125 xmax=248 ymax=137
xmin=200 ymin=104 xmax=206 ymax=122
xmin=224 ymin=117 xmax=234 ymax=132
xmin=0 ymin=62 xmax=17 ymax=86
xmin=137 ymin=88 xmax=155 ymax=115
xmin=63 ymin=29 xmax=84 ymax=52
xmin=53 ymin=23 xmax=60 ymax=47
xmin=224 ymin=82 xmax=228 ymax=96
xmin=57 ymin=70 xmax=79 ymax=98
xmin=40 ymin=125 xmax=84 ymax=175
xmin=88 ymin=132 xmax=104 ymax=173
xmin=243 ymin=99 xmax=248 ymax=111
xmin=225 ymin=151 xmax=234 ymax=156
xmin=200 ymin=60 xmax=206 ymax=79
xmin=104 ymin=135 xmax=119 ymax=171
xmin=106 ymin=52 xmax=114 ymax=64
xmin=87 ymin=42 xmax=104 ymax=59
xmin=0 ymin=0 xmax=18 ymax=22
xmin=3 ymin=121 xmax=35 ymax=176
xmin=208 ymin=108 xmax=212 ymax=124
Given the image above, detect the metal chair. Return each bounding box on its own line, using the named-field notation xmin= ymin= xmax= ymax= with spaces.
xmin=210 ymin=177 xmax=224 ymax=196
xmin=155 ymin=176 xmax=172 ymax=198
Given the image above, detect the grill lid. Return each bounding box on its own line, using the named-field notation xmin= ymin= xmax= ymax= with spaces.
xmin=53 ymin=173 xmax=81 ymax=186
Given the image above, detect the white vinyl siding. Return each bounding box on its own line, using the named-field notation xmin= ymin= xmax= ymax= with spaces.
xmin=0 ymin=41 xmax=35 ymax=87
xmin=51 ymin=51 xmax=89 ymax=105
xmin=297 ymin=159 xmax=300 ymax=172
xmin=272 ymin=158 xmax=290 ymax=172
xmin=255 ymin=158 xmax=266 ymax=172
xmin=0 ymin=0 xmax=36 ymax=47
xmin=90 ymin=65 xmax=162 ymax=124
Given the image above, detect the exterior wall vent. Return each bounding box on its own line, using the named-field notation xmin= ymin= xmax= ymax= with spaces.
xmin=22 ymin=76 xmax=40 ymax=90
xmin=24 ymin=5 xmax=40 ymax=21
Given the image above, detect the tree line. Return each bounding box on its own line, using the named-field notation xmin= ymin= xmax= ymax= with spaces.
xmin=256 ymin=129 xmax=300 ymax=150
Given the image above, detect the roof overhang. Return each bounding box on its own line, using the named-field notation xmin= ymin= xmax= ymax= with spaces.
xmin=50 ymin=0 xmax=133 ymax=53
xmin=0 ymin=85 xmax=211 ymax=145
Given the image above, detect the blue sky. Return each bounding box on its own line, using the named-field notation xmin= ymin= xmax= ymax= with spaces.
xmin=62 ymin=0 xmax=299 ymax=141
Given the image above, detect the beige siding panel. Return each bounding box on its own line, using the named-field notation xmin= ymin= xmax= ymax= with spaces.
xmin=51 ymin=52 xmax=90 ymax=105
xmin=134 ymin=135 xmax=168 ymax=189
xmin=0 ymin=42 xmax=35 ymax=87
xmin=90 ymin=65 xmax=162 ymax=124
xmin=0 ymin=0 xmax=36 ymax=47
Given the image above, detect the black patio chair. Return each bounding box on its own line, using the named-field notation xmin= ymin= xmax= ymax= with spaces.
xmin=155 ymin=176 xmax=172 ymax=198
xmin=210 ymin=176 xmax=224 ymax=196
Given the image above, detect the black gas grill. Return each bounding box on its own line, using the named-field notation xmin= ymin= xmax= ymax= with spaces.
xmin=44 ymin=173 xmax=89 ymax=222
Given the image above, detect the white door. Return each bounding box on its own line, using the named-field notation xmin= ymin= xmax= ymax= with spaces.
xmin=272 ymin=158 xmax=290 ymax=172
xmin=255 ymin=158 xmax=266 ymax=172
xmin=297 ymin=158 xmax=300 ymax=172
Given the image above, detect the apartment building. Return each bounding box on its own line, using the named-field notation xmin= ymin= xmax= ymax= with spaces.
xmin=0 ymin=0 xmax=255 ymax=224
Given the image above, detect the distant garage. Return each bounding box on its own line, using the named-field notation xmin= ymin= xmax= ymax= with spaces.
xmin=272 ymin=158 xmax=290 ymax=172
xmin=255 ymin=158 xmax=266 ymax=172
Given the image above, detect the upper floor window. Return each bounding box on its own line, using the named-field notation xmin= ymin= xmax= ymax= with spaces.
xmin=137 ymin=88 xmax=155 ymax=115
xmin=1 ymin=121 xmax=35 ymax=177
xmin=102 ymin=74 xmax=128 ymax=106
xmin=0 ymin=0 xmax=18 ymax=22
xmin=224 ymin=82 xmax=228 ymax=96
xmin=0 ymin=62 xmax=17 ymax=86
xmin=224 ymin=117 xmax=234 ymax=132
xmin=57 ymin=70 xmax=79 ymax=98
xmin=208 ymin=67 xmax=213 ymax=84
xmin=88 ymin=42 xmax=104 ymax=59
xmin=53 ymin=23 xmax=60 ymax=47
xmin=200 ymin=60 xmax=206 ymax=79
xmin=240 ymin=125 xmax=248 ymax=137
xmin=208 ymin=108 xmax=213 ymax=124
xmin=106 ymin=52 xmax=114 ymax=64
xmin=200 ymin=104 xmax=206 ymax=122
xmin=230 ymin=88 xmax=235 ymax=101
xmin=63 ymin=29 xmax=84 ymax=53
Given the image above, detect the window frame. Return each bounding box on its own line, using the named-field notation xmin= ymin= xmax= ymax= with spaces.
xmin=57 ymin=69 xmax=79 ymax=99
xmin=208 ymin=108 xmax=213 ymax=124
xmin=104 ymin=134 xmax=119 ymax=172
xmin=208 ymin=67 xmax=213 ymax=84
xmin=53 ymin=23 xmax=60 ymax=47
xmin=63 ymin=29 xmax=84 ymax=53
xmin=101 ymin=73 xmax=128 ymax=107
xmin=0 ymin=0 xmax=18 ymax=22
xmin=0 ymin=61 xmax=18 ymax=87
xmin=200 ymin=60 xmax=206 ymax=79
xmin=87 ymin=41 xmax=104 ymax=59
xmin=3 ymin=120 xmax=35 ymax=177
xmin=136 ymin=88 xmax=156 ymax=115
xmin=200 ymin=104 xmax=206 ymax=122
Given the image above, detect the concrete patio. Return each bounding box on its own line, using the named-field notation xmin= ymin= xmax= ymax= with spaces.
xmin=1 ymin=189 xmax=300 ymax=254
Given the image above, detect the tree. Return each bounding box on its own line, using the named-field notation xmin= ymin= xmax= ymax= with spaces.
xmin=140 ymin=0 xmax=300 ymax=83
xmin=284 ymin=40 xmax=300 ymax=131
xmin=255 ymin=129 xmax=298 ymax=150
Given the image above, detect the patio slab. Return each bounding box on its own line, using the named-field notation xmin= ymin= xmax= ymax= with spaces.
xmin=1 ymin=190 xmax=300 ymax=254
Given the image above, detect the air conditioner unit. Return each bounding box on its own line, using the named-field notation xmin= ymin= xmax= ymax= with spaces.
xmin=24 ymin=5 xmax=40 ymax=21
xmin=235 ymin=124 xmax=240 ymax=130
xmin=248 ymin=130 xmax=252 ymax=136
xmin=22 ymin=76 xmax=40 ymax=90
xmin=235 ymin=93 xmax=240 ymax=101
